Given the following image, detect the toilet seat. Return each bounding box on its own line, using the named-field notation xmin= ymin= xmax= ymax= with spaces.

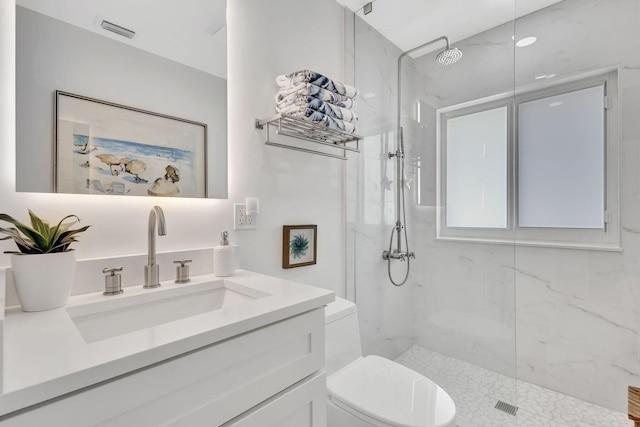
xmin=327 ymin=355 xmax=456 ymax=427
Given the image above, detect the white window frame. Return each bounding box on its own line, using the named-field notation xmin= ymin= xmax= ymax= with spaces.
xmin=436 ymin=68 xmax=620 ymax=251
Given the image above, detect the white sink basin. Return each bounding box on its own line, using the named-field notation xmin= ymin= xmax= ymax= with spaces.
xmin=66 ymin=280 xmax=269 ymax=343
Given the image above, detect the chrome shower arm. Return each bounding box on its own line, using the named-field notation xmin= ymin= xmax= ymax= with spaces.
xmin=396 ymin=36 xmax=450 ymax=139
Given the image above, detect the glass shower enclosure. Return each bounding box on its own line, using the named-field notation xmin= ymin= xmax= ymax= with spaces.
xmin=346 ymin=0 xmax=640 ymax=425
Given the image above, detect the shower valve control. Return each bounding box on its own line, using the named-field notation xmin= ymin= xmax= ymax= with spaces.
xmin=382 ymin=250 xmax=415 ymax=261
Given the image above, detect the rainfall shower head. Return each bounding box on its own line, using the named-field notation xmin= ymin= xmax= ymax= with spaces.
xmin=436 ymin=47 xmax=463 ymax=66
xmin=400 ymin=36 xmax=462 ymax=66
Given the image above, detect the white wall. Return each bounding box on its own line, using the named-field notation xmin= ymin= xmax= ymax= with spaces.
xmin=227 ymin=0 xmax=346 ymax=293
xmin=1 ymin=1 xmax=16 ymax=211
xmin=2 ymin=0 xmax=347 ymax=298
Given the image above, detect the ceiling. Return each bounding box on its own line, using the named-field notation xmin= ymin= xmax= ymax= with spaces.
xmin=16 ymin=0 xmax=565 ymax=79
xmin=336 ymin=0 xmax=564 ymax=54
xmin=16 ymin=0 xmax=227 ymax=79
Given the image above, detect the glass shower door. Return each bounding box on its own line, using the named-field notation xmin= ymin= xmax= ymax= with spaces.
xmin=348 ymin=3 xmax=518 ymax=426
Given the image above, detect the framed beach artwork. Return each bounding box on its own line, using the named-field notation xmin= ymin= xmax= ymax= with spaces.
xmin=55 ymin=91 xmax=207 ymax=198
xmin=282 ymin=225 xmax=317 ymax=269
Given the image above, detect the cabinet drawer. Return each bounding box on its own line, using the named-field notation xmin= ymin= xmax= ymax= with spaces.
xmin=3 ymin=308 xmax=325 ymax=427
xmin=222 ymin=371 xmax=326 ymax=427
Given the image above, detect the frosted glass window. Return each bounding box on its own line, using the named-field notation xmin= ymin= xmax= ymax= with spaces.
xmin=446 ymin=107 xmax=508 ymax=228
xmin=436 ymin=71 xmax=618 ymax=249
xmin=518 ymin=85 xmax=605 ymax=228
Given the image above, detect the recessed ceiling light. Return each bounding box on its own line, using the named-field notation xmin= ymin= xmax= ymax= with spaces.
xmin=549 ymin=101 xmax=563 ymax=107
xmin=516 ymin=36 xmax=537 ymax=47
xmin=534 ymin=74 xmax=546 ymax=80
xmin=545 ymin=73 xmax=556 ymax=79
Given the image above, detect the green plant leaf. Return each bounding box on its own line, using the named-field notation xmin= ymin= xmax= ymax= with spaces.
xmin=0 ymin=227 xmax=40 ymax=253
xmin=19 ymin=226 xmax=48 ymax=251
xmin=0 ymin=214 xmax=17 ymax=223
xmin=15 ymin=241 xmax=42 ymax=254
xmin=1 ymin=211 xmax=89 ymax=254
xmin=4 ymin=218 xmax=48 ymax=251
xmin=49 ymin=242 xmax=71 ymax=253
xmin=28 ymin=210 xmax=50 ymax=241
xmin=50 ymin=225 xmax=89 ymax=253
xmin=0 ymin=228 xmax=37 ymax=252
xmin=49 ymin=215 xmax=81 ymax=248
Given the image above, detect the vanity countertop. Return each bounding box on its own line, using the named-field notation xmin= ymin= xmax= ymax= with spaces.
xmin=0 ymin=270 xmax=334 ymax=416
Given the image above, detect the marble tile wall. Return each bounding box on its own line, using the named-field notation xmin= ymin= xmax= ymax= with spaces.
xmin=403 ymin=0 xmax=640 ymax=413
xmin=346 ymin=15 xmax=416 ymax=359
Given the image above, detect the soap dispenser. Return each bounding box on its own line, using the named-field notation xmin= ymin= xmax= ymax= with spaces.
xmin=214 ymin=231 xmax=235 ymax=277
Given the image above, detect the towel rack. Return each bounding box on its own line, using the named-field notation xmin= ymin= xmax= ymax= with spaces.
xmin=255 ymin=114 xmax=363 ymax=160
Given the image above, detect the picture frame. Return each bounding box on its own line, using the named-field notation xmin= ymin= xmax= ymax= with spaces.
xmin=282 ymin=225 xmax=317 ymax=269
xmin=54 ymin=90 xmax=207 ymax=198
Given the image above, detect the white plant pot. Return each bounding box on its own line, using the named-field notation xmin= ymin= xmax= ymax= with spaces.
xmin=11 ymin=251 xmax=76 ymax=312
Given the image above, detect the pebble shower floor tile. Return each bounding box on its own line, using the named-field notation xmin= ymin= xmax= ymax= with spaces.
xmin=395 ymin=346 xmax=632 ymax=427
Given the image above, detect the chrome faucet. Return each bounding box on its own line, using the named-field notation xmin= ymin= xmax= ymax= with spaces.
xmin=144 ymin=206 xmax=167 ymax=289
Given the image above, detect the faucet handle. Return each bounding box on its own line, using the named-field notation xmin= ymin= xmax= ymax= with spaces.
xmin=103 ymin=266 xmax=123 ymax=274
xmin=102 ymin=266 xmax=124 ymax=295
xmin=173 ymin=259 xmax=192 ymax=284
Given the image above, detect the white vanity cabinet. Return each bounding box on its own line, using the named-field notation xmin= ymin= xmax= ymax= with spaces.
xmin=2 ymin=308 xmax=326 ymax=427
xmin=223 ymin=371 xmax=327 ymax=427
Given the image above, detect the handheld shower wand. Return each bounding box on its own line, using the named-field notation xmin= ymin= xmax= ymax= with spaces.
xmin=382 ymin=126 xmax=414 ymax=272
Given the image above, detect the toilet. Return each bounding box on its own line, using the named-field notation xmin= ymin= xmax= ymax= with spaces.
xmin=325 ymin=297 xmax=456 ymax=427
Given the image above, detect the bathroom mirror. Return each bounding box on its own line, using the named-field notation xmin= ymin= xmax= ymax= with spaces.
xmin=15 ymin=0 xmax=228 ymax=198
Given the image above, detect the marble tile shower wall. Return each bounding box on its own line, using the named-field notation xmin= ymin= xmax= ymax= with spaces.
xmin=406 ymin=0 xmax=640 ymax=413
xmin=346 ymin=16 xmax=416 ymax=359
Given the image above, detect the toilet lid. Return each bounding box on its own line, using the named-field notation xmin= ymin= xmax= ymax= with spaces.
xmin=327 ymin=355 xmax=456 ymax=427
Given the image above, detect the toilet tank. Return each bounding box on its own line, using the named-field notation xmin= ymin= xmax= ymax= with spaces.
xmin=325 ymin=297 xmax=363 ymax=376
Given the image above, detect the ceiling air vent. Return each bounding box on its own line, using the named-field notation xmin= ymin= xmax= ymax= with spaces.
xmin=100 ymin=20 xmax=135 ymax=39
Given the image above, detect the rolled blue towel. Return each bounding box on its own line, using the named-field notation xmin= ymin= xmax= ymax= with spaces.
xmin=276 ymin=84 xmax=357 ymax=110
xmin=284 ymin=108 xmax=357 ymax=135
xmin=278 ymin=96 xmax=358 ymax=123
xmin=307 ymin=97 xmax=358 ymax=122
xmin=276 ymin=70 xmax=359 ymax=98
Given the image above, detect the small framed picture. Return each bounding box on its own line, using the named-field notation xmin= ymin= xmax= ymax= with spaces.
xmin=282 ymin=225 xmax=317 ymax=269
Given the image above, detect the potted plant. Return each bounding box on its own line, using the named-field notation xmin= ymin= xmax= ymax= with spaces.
xmin=0 ymin=210 xmax=90 ymax=311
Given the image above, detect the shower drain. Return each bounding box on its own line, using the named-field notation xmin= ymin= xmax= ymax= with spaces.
xmin=495 ymin=400 xmax=519 ymax=416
